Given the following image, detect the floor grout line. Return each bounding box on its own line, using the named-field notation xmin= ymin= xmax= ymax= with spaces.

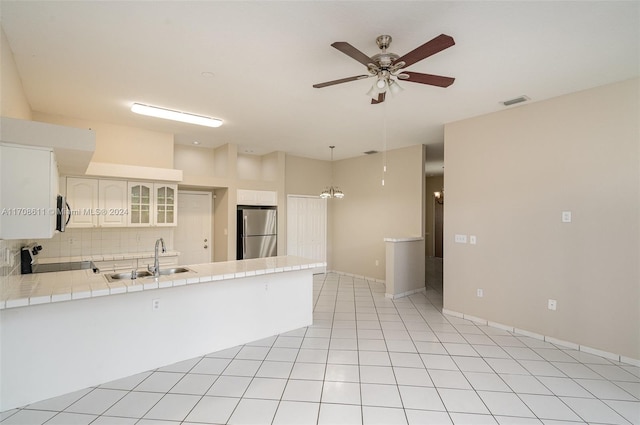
xmin=2 ymin=273 xmax=638 ymax=425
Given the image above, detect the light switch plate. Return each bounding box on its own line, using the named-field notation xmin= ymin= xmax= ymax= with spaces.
xmin=470 ymin=235 xmax=477 ymax=245
xmin=548 ymin=299 xmax=557 ymax=311
xmin=562 ymin=211 xmax=572 ymax=223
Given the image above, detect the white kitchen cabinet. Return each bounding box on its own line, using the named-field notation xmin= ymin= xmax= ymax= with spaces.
xmin=67 ymin=178 xmax=127 ymax=228
xmin=98 ymin=180 xmax=128 ymax=227
xmin=127 ymin=181 xmax=153 ymax=226
xmin=237 ymin=189 xmax=277 ymax=206
xmin=154 ymin=183 xmax=177 ymax=226
xmin=66 ymin=177 xmax=99 ymax=228
xmin=0 ymin=143 xmax=59 ymax=239
xmin=128 ymin=182 xmax=177 ymax=227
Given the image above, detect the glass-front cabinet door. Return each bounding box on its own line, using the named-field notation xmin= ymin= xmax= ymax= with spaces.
xmin=154 ymin=184 xmax=177 ymax=226
xmin=128 ymin=182 xmax=153 ymax=226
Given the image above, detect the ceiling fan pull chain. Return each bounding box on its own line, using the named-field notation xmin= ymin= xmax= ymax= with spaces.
xmin=382 ymin=100 xmax=388 ymax=187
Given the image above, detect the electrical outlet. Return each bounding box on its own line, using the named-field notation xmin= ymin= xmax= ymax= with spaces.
xmin=548 ymin=299 xmax=557 ymax=311
xmin=455 ymin=234 xmax=467 ymax=244
xmin=477 ymin=288 xmax=484 ymax=298
xmin=152 ymin=299 xmax=160 ymax=310
xmin=562 ymin=211 xmax=572 ymax=223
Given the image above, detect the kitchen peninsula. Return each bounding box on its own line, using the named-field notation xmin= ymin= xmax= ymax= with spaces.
xmin=0 ymin=256 xmax=323 ymax=411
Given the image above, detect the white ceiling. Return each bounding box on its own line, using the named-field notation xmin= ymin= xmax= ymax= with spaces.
xmin=1 ymin=1 xmax=638 ymax=174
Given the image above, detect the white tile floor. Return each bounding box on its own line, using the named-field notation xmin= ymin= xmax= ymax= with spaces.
xmin=2 ymin=273 xmax=639 ymax=425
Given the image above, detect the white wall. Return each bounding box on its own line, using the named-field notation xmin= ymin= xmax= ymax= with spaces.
xmin=0 ymin=26 xmax=33 ymax=278
xmin=0 ymin=26 xmax=32 ymax=120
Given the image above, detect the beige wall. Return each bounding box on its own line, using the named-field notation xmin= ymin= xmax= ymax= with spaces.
xmin=285 ymin=155 xmax=331 ymax=197
xmin=1 ymin=26 xmax=31 ymax=120
xmin=32 ymin=112 xmax=174 ymax=169
xmin=444 ymin=78 xmax=640 ymax=359
xmin=331 ymin=145 xmax=425 ymax=280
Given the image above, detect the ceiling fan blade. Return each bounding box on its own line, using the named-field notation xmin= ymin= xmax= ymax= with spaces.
xmin=395 ymin=34 xmax=455 ymax=68
xmin=313 ymin=75 xmax=370 ymax=88
xmin=401 ymin=71 xmax=455 ymax=88
xmin=331 ymin=42 xmax=373 ymax=67
xmin=371 ymin=92 xmax=386 ymax=104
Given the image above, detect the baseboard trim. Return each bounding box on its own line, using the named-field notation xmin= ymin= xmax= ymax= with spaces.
xmin=442 ymin=309 xmax=639 ymax=366
xmin=385 ymin=287 xmax=426 ymax=299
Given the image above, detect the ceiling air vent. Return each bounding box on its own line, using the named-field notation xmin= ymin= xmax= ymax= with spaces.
xmin=364 ymin=150 xmax=379 ymax=155
xmin=502 ymin=95 xmax=530 ymax=106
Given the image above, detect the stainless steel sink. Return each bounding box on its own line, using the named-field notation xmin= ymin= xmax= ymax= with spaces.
xmin=104 ymin=267 xmax=192 ymax=282
xmin=157 ymin=267 xmax=191 ymax=275
xmin=104 ymin=270 xmax=153 ymax=282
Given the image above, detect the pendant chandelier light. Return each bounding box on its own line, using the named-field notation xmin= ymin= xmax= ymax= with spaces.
xmin=320 ymin=146 xmax=344 ymax=199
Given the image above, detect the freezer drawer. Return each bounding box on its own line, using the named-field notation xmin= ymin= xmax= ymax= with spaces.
xmin=242 ymin=235 xmax=277 ymax=259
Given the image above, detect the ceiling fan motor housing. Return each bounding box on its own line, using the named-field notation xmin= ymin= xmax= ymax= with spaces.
xmin=376 ymin=35 xmax=392 ymax=50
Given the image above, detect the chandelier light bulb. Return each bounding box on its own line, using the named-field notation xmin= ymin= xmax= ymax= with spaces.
xmin=319 ymin=146 xmax=345 ymax=199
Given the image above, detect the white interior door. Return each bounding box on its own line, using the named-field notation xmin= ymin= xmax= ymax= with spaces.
xmin=175 ymin=191 xmax=212 ymax=265
xmin=287 ymin=195 xmax=327 ymax=267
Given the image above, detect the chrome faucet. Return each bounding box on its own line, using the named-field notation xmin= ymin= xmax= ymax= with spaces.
xmin=148 ymin=238 xmax=166 ymax=277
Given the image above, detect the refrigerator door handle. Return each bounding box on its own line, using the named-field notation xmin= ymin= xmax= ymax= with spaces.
xmin=242 ymin=215 xmax=247 ymax=259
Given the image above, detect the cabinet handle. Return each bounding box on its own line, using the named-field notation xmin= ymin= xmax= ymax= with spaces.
xmin=204 ymin=245 xmax=208 ymax=249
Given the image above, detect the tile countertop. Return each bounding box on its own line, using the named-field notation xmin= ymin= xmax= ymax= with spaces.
xmin=0 ymin=256 xmax=325 ymax=310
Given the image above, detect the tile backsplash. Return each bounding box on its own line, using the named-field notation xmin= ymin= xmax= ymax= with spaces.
xmin=0 ymin=239 xmax=27 ymax=278
xmin=36 ymin=227 xmax=174 ymax=259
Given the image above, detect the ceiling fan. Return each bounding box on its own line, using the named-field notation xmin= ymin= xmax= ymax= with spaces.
xmin=313 ymin=34 xmax=455 ymax=104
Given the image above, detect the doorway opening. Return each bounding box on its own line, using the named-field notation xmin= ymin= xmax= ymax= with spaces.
xmin=425 ymin=176 xmax=444 ymax=293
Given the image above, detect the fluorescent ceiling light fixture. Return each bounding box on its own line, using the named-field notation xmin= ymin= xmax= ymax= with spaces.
xmin=131 ymin=103 xmax=223 ymax=128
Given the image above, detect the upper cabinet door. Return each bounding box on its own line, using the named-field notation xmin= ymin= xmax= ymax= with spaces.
xmin=67 ymin=177 xmax=98 ymax=228
xmin=0 ymin=144 xmax=58 ymax=239
xmin=128 ymin=182 xmax=153 ymax=227
xmin=98 ymin=180 xmax=128 ymax=227
xmin=154 ymin=183 xmax=177 ymax=226
xmin=237 ymin=189 xmax=277 ymax=206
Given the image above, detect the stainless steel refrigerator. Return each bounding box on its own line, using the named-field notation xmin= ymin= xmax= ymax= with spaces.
xmin=237 ymin=206 xmax=277 ymax=259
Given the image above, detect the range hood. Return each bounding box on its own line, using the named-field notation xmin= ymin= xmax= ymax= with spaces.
xmin=0 ymin=116 xmax=96 ymax=175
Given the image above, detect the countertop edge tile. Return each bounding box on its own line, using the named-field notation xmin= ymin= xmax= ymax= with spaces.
xmin=1 ymin=256 xmax=324 ymax=311
xmin=30 ymin=295 xmax=52 ymax=305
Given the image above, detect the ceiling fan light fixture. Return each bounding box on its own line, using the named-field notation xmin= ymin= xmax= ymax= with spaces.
xmin=366 ymin=84 xmax=378 ymax=98
xmin=388 ymin=79 xmax=403 ymax=96
xmin=131 ymin=103 xmax=223 ymax=128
